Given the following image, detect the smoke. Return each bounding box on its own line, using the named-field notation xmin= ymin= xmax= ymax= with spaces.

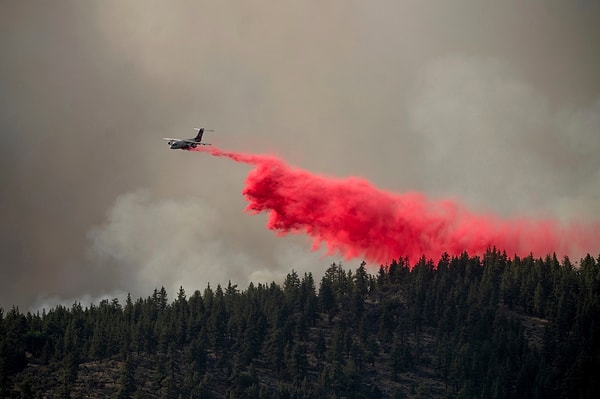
xmin=76 ymin=188 xmax=331 ymax=309
xmin=407 ymin=57 xmax=600 ymax=219
xmin=195 ymin=146 xmax=600 ymax=263
xmin=3 ymin=1 xmax=600 ymax=309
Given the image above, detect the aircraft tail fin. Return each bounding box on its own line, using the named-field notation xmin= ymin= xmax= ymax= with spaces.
xmin=193 ymin=127 xmax=213 ymax=142
xmin=193 ymin=128 xmax=205 ymax=142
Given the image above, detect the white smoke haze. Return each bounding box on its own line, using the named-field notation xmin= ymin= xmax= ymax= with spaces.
xmin=2 ymin=0 xmax=600 ymax=309
xmin=408 ymin=56 xmax=600 ymax=218
xmin=89 ymin=192 xmax=223 ymax=291
xmin=80 ymin=191 xmax=339 ymax=307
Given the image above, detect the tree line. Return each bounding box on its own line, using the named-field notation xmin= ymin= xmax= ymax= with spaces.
xmin=1 ymin=249 xmax=599 ymax=398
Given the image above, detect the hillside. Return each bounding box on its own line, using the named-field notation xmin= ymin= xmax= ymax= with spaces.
xmin=1 ymin=249 xmax=599 ymax=398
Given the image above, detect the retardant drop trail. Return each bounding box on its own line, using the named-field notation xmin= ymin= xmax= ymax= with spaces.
xmin=192 ymin=146 xmax=600 ymax=264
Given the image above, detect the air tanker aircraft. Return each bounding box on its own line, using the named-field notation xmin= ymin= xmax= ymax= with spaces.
xmin=163 ymin=128 xmax=214 ymax=149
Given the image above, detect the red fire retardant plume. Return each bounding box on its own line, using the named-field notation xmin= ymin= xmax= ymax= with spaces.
xmin=192 ymin=147 xmax=600 ymax=264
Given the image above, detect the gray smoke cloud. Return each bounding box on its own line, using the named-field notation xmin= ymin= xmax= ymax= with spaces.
xmin=408 ymin=56 xmax=600 ymax=219
xmin=85 ymin=191 xmax=326 ymax=302
xmin=1 ymin=1 xmax=599 ymax=310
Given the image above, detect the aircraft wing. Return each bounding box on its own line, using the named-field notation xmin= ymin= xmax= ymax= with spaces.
xmin=163 ymin=137 xmax=180 ymax=141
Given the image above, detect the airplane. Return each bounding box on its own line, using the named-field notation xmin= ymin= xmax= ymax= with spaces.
xmin=163 ymin=128 xmax=214 ymax=150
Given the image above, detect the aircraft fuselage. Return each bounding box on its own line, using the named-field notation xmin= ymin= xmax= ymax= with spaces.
xmin=167 ymin=140 xmax=198 ymax=150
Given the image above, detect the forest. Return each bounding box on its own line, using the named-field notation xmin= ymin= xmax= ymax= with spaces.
xmin=1 ymin=249 xmax=599 ymax=398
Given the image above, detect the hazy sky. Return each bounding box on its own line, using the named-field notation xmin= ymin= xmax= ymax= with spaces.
xmin=2 ymin=0 xmax=599 ymax=310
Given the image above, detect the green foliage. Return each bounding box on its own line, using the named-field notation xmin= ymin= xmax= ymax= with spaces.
xmin=1 ymin=249 xmax=599 ymax=398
